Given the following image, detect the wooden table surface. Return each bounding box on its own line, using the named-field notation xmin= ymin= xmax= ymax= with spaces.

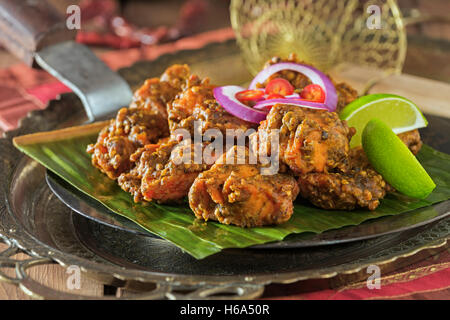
xmin=0 ymin=243 xmax=105 ymax=299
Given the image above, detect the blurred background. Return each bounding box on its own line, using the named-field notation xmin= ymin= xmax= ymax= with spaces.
xmin=0 ymin=0 xmax=449 ymax=68
xmin=0 ymin=0 xmax=233 ymax=67
xmin=0 ymin=0 xmax=449 ymax=132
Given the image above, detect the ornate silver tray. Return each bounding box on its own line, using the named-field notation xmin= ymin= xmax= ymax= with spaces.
xmin=1 ymin=40 xmax=449 ymax=299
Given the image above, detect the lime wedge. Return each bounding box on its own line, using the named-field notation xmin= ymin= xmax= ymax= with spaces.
xmin=362 ymin=118 xmax=435 ymax=199
xmin=340 ymin=94 xmax=428 ymax=148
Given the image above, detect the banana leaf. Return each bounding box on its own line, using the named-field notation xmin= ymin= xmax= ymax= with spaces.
xmin=13 ymin=124 xmax=450 ymax=259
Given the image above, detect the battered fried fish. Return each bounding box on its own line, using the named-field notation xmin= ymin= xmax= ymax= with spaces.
xmin=87 ymin=65 xmax=190 ymax=179
xmin=189 ymin=146 xmax=299 ymax=227
xmin=254 ymin=104 xmax=355 ymax=175
xmin=118 ymin=139 xmax=215 ymax=203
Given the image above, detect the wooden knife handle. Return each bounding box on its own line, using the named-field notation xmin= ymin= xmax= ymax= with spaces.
xmin=0 ymin=0 xmax=77 ymax=66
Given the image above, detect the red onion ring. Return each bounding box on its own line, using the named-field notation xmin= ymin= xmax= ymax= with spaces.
xmin=249 ymin=62 xmax=338 ymax=111
xmin=253 ymin=88 xmax=300 ymax=100
xmin=253 ymin=98 xmax=330 ymax=112
xmin=213 ymin=86 xmax=268 ymax=124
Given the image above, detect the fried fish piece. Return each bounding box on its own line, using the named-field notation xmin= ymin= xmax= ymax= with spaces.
xmin=168 ymin=79 xmax=256 ymax=138
xmin=297 ymin=167 xmax=388 ymax=211
xmin=255 ymin=104 xmax=355 ymax=175
xmin=189 ymin=146 xmax=299 ymax=227
xmin=87 ymin=65 xmax=190 ymax=179
xmin=87 ymin=107 xmax=169 ymax=179
xmin=167 ymin=76 xmax=215 ymax=133
xmin=298 ymin=129 xmax=423 ymax=211
xmin=130 ymin=64 xmax=191 ymax=119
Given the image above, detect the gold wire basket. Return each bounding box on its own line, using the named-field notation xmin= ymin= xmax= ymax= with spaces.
xmin=230 ymin=0 xmax=407 ymax=76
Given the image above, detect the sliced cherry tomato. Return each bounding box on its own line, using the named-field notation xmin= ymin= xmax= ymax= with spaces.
xmin=300 ymin=84 xmax=325 ymax=103
xmin=265 ymin=78 xmax=294 ymax=96
xmin=266 ymin=93 xmax=285 ymax=100
xmin=235 ymin=89 xmax=265 ymax=102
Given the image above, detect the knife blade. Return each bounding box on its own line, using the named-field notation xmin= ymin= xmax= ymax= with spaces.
xmin=35 ymin=41 xmax=133 ymax=121
xmin=0 ymin=0 xmax=132 ymax=122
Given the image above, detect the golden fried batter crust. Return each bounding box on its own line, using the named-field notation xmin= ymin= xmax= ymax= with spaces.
xmin=299 ymin=129 xmax=423 ymax=211
xmin=189 ymin=146 xmax=299 ymax=227
xmin=86 ymin=107 xmax=169 ymax=179
xmin=118 ymin=139 xmax=214 ymax=203
xmin=130 ymin=64 xmax=191 ymax=119
xmin=87 ymin=65 xmax=190 ymax=179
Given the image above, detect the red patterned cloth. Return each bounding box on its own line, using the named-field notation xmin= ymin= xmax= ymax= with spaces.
xmin=0 ymin=28 xmax=448 ymax=300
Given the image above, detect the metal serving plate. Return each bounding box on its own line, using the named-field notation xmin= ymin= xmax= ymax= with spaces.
xmin=1 ymin=40 xmax=449 ymax=299
xmin=46 ymin=170 xmax=450 ymax=249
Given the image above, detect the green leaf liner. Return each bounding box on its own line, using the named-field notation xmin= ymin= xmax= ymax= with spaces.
xmin=13 ymin=126 xmax=450 ymax=259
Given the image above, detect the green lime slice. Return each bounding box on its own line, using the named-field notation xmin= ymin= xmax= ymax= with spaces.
xmin=340 ymin=94 xmax=428 ymax=148
xmin=362 ymin=118 xmax=435 ymax=199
